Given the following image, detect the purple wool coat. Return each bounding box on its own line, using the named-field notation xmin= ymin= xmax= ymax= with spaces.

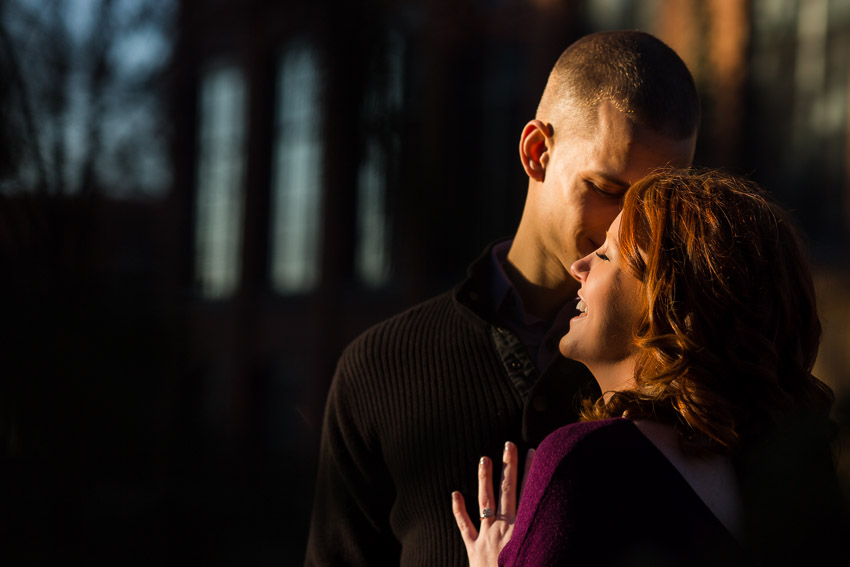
xmin=499 ymin=418 xmax=751 ymax=567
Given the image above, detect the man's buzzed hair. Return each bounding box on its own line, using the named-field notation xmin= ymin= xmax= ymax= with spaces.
xmin=538 ymin=30 xmax=700 ymax=141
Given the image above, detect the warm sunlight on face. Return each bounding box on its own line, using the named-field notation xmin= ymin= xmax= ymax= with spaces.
xmin=558 ymin=213 xmax=644 ymax=394
xmin=536 ymin=101 xmax=693 ymax=274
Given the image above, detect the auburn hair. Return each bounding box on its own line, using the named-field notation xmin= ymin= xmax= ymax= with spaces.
xmin=582 ymin=169 xmax=833 ymax=455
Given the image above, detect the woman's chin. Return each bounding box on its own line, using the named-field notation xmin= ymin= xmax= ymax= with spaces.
xmin=558 ymin=337 xmax=582 ymax=362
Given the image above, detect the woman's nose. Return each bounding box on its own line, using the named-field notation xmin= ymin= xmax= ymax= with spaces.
xmin=570 ymin=254 xmax=591 ymax=282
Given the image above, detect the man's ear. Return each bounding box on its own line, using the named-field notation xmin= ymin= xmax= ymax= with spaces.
xmin=519 ymin=119 xmax=551 ymax=182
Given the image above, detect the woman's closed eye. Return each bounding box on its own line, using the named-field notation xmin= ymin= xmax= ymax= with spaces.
xmin=595 ymin=252 xmax=610 ymax=261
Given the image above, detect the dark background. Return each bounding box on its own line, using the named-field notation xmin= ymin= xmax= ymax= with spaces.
xmin=1 ymin=0 xmax=849 ymax=564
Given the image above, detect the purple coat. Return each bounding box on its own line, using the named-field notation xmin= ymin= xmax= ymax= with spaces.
xmin=499 ymin=418 xmax=751 ymax=566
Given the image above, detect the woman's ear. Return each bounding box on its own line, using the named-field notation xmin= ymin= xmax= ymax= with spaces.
xmin=519 ymin=119 xmax=551 ymax=182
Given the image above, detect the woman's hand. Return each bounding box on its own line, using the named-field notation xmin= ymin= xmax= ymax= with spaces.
xmin=452 ymin=442 xmax=535 ymax=567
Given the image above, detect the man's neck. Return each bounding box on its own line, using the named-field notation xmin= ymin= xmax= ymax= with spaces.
xmin=504 ymin=240 xmax=579 ymax=321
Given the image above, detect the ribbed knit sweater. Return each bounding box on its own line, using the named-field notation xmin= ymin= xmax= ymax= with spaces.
xmin=304 ymin=245 xmax=596 ymax=566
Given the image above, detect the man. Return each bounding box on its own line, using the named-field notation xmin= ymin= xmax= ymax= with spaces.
xmin=305 ymin=30 xmax=700 ymax=566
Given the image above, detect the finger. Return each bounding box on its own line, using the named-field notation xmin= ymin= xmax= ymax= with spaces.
xmin=478 ymin=456 xmax=496 ymax=523
xmin=499 ymin=441 xmax=519 ymax=519
xmin=519 ymin=448 xmax=535 ymax=499
xmin=451 ymin=491 xmax=479 ymax=544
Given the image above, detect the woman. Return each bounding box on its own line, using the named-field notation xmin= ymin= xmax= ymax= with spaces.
xmin=452 ymin=169 xmax=844 ymax=566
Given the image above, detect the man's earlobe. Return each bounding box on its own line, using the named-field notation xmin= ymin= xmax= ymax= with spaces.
xmin=527 ymin=157 xmax=545 ymax=180
xmin=519 ymin=120 xmax=550 ymax=182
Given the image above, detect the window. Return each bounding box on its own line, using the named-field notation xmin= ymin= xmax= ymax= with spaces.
xmin=269 ymin=41 xmax=324 ymax=294
xmin=194 ymin=65 xmax=247 ymax=299
xmin=355 ymin=31 xmax=404 ymax=287
xmin=749 ymin=0 xmax=849 ymax=250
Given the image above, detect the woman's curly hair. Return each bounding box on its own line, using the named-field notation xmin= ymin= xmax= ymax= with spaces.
xmin=581 ymin=169 xmax=834 ymax=455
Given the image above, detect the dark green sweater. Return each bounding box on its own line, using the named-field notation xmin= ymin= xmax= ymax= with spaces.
xmin=304 ymin=246 xmax=596 ymax=566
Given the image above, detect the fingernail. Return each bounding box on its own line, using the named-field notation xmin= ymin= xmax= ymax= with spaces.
xmin=504 ymin=441 xmax=512 ymax=452
xmin=479 ymin=456 xmax=487 ymax=467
